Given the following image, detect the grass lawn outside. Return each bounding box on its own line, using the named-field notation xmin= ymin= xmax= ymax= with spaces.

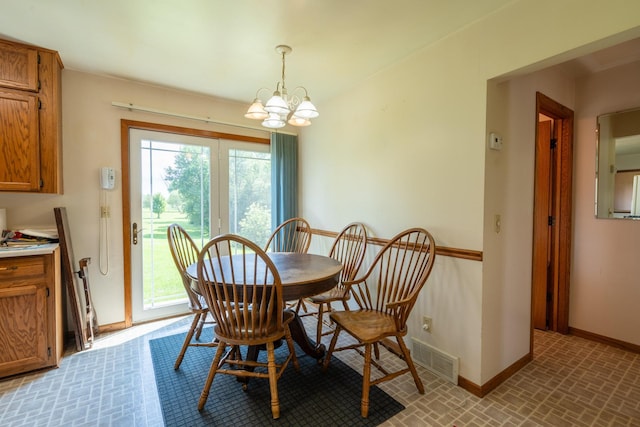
xmin=142 ymin=208 xmax=208 ymax=307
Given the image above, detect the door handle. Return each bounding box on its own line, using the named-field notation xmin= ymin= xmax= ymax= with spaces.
xmin=132 ymin=222 xmax=142 ymax=245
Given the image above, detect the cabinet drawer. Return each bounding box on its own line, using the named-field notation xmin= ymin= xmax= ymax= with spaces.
xmin=0 ymin=41 xmax=38 ymax=92
xmin=0 ymin=256 xmax=46 ymax=281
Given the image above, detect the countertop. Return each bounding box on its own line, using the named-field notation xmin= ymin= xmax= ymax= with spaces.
xmin=0 ymin=243 xmax=59 ymax=258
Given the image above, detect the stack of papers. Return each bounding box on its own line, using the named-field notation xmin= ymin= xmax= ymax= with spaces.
xmin=1 ymin=228 xmax=59 ymax=247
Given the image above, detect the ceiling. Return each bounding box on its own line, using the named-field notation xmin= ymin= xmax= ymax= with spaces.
xmin=1 ymin=0 xmax=639 ymax=109
xmin=0 ymin=0 xmax=516 ymax=105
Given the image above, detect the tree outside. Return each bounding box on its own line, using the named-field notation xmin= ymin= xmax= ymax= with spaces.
xmin=164 ymin=147 xmax=210 ymax=233
xmin=151 ymin=193 xmax=166 ymax=218
xmin=163 ymin=146 xmax=270 ymax=243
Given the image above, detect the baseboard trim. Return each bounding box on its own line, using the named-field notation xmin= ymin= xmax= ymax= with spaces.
xmin=98 ymin=321 xmax=127 ymax=334
xmin=457 ymin=352 xmax=532 ymax=398
xmin=569 ymin=327 xmax=640 ymax=354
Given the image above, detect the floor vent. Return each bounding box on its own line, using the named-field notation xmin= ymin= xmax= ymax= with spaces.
xmin=411 ymin=337 xmax=459 ymax=384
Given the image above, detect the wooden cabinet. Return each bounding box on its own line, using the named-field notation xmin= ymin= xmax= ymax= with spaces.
xmin=0 ymin=247 xmax=63 ymax=378
xmin=0 ymin=38 xmax=63 ymax=193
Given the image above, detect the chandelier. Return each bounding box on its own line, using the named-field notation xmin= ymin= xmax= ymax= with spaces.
xmin=244 ymin=45 xmax=319 ymax=129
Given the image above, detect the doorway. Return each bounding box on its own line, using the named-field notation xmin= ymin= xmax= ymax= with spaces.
xmin=531 ymin=92 xmax=574 ymax=334
xmin=120 ymin=120 xmax=271 ymax=326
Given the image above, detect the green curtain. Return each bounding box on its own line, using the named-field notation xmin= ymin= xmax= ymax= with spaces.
xmin=270 ymin=133 xmax=298 ymax=229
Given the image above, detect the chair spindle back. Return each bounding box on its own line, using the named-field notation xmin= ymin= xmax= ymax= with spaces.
xmin=167 ymin=224 xmax=202 ymax=310
xmin=198 ymin=234 xmax=284 ymax=342
xmin=349 ymin=228 xmax=435 ymax=330
xmin=264 ymin=217 xmax=312 ymax=253
xmin=330 ymin=222 xmax=368 ymax=285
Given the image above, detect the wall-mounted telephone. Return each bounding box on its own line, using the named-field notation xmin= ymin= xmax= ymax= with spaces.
xmin=100 ymin=167 xmax=115 ymax=190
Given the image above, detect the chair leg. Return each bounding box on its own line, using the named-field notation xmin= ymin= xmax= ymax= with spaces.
xmin=195 ymin=310 xmax=207 ymax=340
xmin=294 ymin=298 xmax=308 ymax=314
xmin=315 ymin=303 xmax=325 ymax=345
xmin=361 ymin=343 xmax=372 ymax=418
xmin=198 ymin=341 xmax=226 ymax=411
xmin=266 ymin=341 xmax=281 ymax=419
xmin=321 ymin=325 xmax=341 ymax=372
xmin=397 ymin=336 xmax=425 ymax=393
xmin=174 ymin=312 xmax=202 ymax=370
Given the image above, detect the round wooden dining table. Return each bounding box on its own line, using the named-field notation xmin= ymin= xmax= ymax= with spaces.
xmin=186 ymin=252 xmax=343 ymax=359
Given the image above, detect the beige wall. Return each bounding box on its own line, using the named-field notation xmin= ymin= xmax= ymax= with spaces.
xmin=481 ymin=57 xmax=640 ymax=384
xmin=572 ymin=61 xmax=640 ymax=344
xmin=484 ymin=67 xmax=577 ymax=383
xmin=0 ymin=71 xmax=268 ymax=325
xmin=1 ymin=0 xmax=639 ymax=388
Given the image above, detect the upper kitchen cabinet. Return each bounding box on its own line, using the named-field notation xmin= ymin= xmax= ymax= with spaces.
xmin=0 ymin=38 xmax=63 ymax=193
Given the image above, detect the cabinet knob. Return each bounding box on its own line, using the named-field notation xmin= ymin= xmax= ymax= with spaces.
xmin=0 ymin=265 xmax=18 ymax=272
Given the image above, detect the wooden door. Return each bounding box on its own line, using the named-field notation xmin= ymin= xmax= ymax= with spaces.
xmin=0 ymin=89 xmax=40 ymax=191
xmin=532 ymin=119 xmax=553 ymax=330
xmin=532 ymin=92 xmax=573 ymax=334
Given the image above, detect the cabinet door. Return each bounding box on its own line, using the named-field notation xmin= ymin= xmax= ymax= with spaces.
xmin=0 ymin=284 xmax=49 ymax=377
xmin=0 ymin=89 xmax=41 ymax=191
xmin=0 ymin=41 xmax=38 ymax=92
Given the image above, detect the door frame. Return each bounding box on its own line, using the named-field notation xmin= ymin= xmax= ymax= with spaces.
xmin=531 ymin=92 xmax=574 ymax=338
xmin=120 ymin=119 xmax=269 ymax=327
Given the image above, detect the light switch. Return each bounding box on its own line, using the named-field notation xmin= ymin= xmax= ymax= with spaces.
xmin=494 ymin=214 xmax=501 ymax=233
xmin=489 ymin=132 xmax=503 ymax=150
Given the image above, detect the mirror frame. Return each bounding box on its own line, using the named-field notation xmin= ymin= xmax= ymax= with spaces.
xmin=595 ymin=107 xmax=640 ymax=220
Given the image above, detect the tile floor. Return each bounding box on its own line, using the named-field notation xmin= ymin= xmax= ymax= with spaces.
xmin=0 ymin=315 xmax=639 ymax=426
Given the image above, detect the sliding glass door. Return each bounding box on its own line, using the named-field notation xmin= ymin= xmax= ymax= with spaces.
xmin=129 ymin=128 xmax=270 ymax=323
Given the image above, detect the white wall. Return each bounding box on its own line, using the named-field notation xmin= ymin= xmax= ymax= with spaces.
xmin=300 ymin=0 xmax=640 ymax=386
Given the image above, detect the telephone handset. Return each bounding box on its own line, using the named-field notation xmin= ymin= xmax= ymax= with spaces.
xmin=100 ymin=167 xmax=115 ymax=190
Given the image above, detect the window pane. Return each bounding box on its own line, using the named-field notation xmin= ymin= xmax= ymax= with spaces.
xmin=228 ymin=149 xmax=271 ymax=248
xmin=141 ymin=140 xmax=210 ymax=308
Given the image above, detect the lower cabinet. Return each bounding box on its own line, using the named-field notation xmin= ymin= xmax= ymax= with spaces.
xmin=0 ymin=247 xmax=63 ymax=378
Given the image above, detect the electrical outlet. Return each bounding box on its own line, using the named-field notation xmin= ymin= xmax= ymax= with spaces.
xmin=422 ymin=316 xmax=432 ymax=333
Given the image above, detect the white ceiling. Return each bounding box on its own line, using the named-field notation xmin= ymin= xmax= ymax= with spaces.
xmin=2 ymin=0 xmax=640 ymax=108
xmin=0 ymin=0 xmax=516 ymax=104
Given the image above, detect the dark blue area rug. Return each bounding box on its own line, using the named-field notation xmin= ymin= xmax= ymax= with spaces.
xmin=149 ymin=330 xmax=404 ymax=426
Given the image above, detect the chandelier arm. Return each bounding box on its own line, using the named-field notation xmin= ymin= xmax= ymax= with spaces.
xmin=292 ymin=86 xmax=309 ymax=97
xmin=255 ymin=87 xmax=271 ymax=100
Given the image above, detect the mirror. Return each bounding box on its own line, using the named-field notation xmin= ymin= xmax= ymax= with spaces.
xmin=596 ymin=107 xmax=640 ymax=219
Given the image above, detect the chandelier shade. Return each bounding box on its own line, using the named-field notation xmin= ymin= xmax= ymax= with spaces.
xmin=287 ymin=115 xmax=311 ymax=126
xmin=244 ymin=98 xmax=269 ymax=120
xmin=293 ymin=96 xmax=319 ymax=119
xmin=245 ymin=45 xmax=319 ymax=129
xmin=262 ymin=113 xmax=286 ymax=129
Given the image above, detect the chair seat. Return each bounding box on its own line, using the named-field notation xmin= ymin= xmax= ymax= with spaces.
xmin=330 ymin=310 xmax=397 ymax=343
xmin=214 ymin=310 xmax=295 ymax=345
xmin=308 ymin=287 xmax=349 ymax=304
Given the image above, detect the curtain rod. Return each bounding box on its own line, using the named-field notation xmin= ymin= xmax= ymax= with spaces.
xmin=111 ymin=101 xmax=298 ymax=136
